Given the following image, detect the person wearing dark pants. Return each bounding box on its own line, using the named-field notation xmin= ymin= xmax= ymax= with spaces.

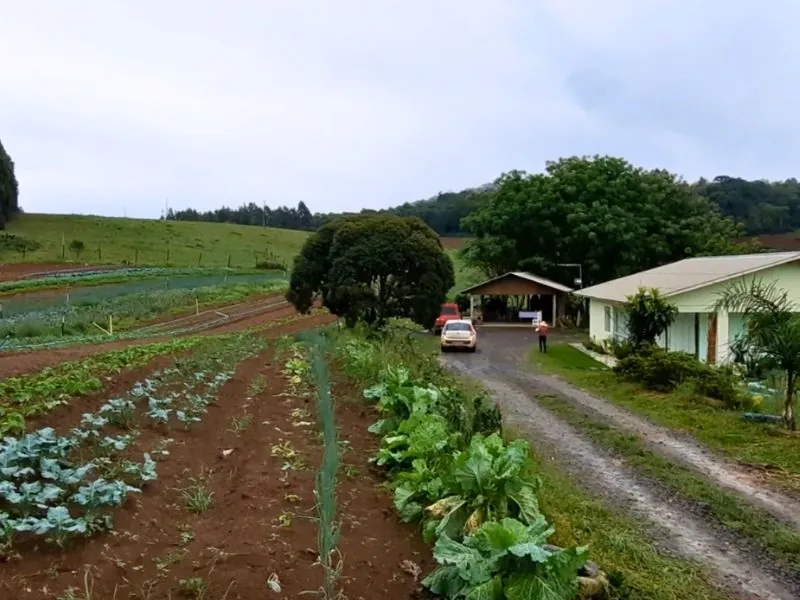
xmin=536 ymin=320 xmax=549 ymax=352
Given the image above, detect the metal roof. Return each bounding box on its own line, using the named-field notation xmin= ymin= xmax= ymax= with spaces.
xmin=575 ymin=251 xmax=800 ymax=303
xmin=460 ymin=271 xmax=573 ymax=295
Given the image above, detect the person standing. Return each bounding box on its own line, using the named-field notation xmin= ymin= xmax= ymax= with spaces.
xmin=536 ymin=320 xmax=549 ymax=352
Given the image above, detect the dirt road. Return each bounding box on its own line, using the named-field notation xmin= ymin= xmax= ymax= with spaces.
xmin=440 ymin=328 xmax=800 ymax=600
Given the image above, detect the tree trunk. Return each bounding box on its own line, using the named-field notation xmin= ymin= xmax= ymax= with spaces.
xmin=784 ymin=371 xmax=797 ymax=431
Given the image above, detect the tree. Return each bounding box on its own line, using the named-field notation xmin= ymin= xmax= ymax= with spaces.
xmin=0 ymin=137 xmax=19 ymax=230
xmin=69 ymin=239 xmax=86 ymax=259
xmin=287 ymin=215 xmax=455 ymax=328
xmin=715 ymin=279 xmax=800 ymax=430
xmin=624 ymin=288 xmax=678 ymax=348
xmin=460 ymin=156 xmax=745 ymax=284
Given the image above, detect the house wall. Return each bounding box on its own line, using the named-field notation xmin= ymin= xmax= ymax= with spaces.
xmin=670 ymin=262 xmax=800 ymax=312
xmin=588 ymin=262 xmax=800 ymax=362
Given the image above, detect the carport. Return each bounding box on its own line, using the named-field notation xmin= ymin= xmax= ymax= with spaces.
xmin=460 ymin=271 xmax=573 ymax=325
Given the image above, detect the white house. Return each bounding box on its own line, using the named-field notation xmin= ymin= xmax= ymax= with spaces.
xmin=574 ymin=252 xmax=800 ymax=364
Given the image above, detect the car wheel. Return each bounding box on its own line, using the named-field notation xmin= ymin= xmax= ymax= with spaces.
xmin=440 ymin=345 xmax=448 ymax=353
xmin=469 ymin=346 xmax=477 ymax=353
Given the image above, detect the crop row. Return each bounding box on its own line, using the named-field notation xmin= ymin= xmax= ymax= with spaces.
xmin=0 ymin=333 xmax=267 ymax=556
xmin=0 ymin=337 xmax=209 ymax=435
xmin=0 ymin=278 xmax=286 ymax=340
xmin=333 ymin=333 xmax=608 ymax=599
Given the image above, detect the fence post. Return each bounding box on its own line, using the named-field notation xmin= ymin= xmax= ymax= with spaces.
xmin=198 ymin=252 xmax=202 ymax=266
xmin=97 ymin=245 xmax=102 ymax=259
xmin=227 ymin=254 xmax=232 ymax=268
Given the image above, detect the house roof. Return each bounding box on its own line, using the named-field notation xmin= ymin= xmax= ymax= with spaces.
xmin=461 ymin=271 xmax=573 ymax=295
xmin=574 ymin=251 xmax=800 ymax=303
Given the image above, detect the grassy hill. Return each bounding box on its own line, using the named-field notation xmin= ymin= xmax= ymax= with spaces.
xmin=1 ymin=214 xmax=479 ymax=296
xmin=2 ymin=213 xmax=309 ymax=269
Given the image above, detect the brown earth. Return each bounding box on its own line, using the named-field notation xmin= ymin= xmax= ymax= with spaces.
xmin=0 ymin=263 xmax=119 ymax=282
xmin=0 ymin=343 xmax=433 ymax=599
xmin=439 ymin=236 xmax=473 ymax=250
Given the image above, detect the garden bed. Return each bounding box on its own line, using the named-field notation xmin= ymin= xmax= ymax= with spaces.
xmin=0 ymin=333 xmax=430 ymax=599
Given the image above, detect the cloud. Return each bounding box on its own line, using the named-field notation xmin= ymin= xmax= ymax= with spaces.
xmin=0 ymin=0 xmax=798 ymax=217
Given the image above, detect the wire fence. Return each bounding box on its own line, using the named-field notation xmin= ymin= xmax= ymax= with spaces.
xmin=0 ymin=299 xmax=291 ymax=352
xmin=0 ymin=273 xmax=287 ymax=318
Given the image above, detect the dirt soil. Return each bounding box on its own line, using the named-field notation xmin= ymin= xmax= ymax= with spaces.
xmin=440 ymin=328 xmax=800 ymax=600
xmin=0 ymin=341 xmax=431 ymax=599
xmin=0 ymin=263 xmax=118 ymax=282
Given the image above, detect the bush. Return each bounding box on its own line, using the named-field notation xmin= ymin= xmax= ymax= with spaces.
xmin=255 ymin=259 xmax=286 ymax=271
xmin=583 ymin=338 xmax=607 ymax=354
xmin=606 ymin=338 xmax=636 ymax=360
xmin=614 ymin=346 xmax=743 ymax=408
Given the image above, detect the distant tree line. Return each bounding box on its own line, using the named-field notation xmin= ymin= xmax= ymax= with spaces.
xmin=0 ymin=138 xmax=20 ymax=230
xmin=164 ymin=175 xmax=800 ymax=239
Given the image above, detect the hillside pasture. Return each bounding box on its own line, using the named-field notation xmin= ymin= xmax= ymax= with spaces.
xmin=2 ymin=213 xmax=308 ymax=269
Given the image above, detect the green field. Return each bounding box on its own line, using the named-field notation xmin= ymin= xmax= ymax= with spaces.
xmin=2 ymin=214 xmax=475 ymax=297
xmin=2 ymin=213 xmax=309 ymax=269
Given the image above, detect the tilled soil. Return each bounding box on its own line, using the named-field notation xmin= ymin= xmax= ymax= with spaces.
xmin=0 ymin=344 xmax=431 ymax=599
xmin=440 ymin=328 xmax=800 ymax=600
xmin=0 ymin=263 xmax=118 ymax=282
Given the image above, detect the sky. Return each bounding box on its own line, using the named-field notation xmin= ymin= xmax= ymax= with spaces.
xmin=1 ymin=0 xmax=798 ymax=219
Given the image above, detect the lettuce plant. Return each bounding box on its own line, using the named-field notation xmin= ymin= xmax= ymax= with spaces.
xmin=423 ymin=433 xmax=541 ymax=542
xmin=423 ymin=518 xmax=587 ymax=600
xmin=373 ymin=413 xmax=460 ymax=470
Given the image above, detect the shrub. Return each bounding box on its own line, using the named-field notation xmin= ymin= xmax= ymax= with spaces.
xmin=623 ymin=288 xmax=678 ymax=348
xmin=255 ymin=259 xmax=286 ymax=271
xmin=605 ymin=338 xmax=634 ymax=360
xmin=583 ymin=338 xmax=607 ymax=354
xmin=614 ymin=346 xmax=742 ymax=408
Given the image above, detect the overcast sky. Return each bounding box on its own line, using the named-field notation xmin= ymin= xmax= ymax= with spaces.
xmin=1 ymin=1 xmax=797 ymax=218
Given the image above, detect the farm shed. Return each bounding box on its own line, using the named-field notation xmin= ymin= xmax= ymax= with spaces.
xmin=575 ymin=251 xmax=800 ymax=364
xmin=460 ymin=271 xmax=573 ymax=325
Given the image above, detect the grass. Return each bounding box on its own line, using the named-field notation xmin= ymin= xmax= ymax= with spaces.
xmin=527 ymin=440 xmax=736 ymax=600
xmin=534 ymin=394 xmax=800 ymax=575
xmin=446 ymin=248 xmax=483 ymax=299
xmin=3 ymin=213 xmax=309 ymax=269
xmin=530 ymin=344 xmax=800 ymax=488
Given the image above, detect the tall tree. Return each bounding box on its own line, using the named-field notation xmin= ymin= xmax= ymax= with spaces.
xmin=0 ymin=137 xmax=19 ymax=230
xmin=461 ymin=156 xmax=745 ymax=285
xmin=287 ymin=215 xmax=455 ymax=328
xmin=715 ymin=279 xmax=800 ymax=430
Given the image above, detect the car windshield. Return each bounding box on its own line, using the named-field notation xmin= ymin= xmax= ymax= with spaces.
xmin=445 ymin=322 xmax=471 ymax=332
xmin=441 ymin=306 xmax=458 ymax=315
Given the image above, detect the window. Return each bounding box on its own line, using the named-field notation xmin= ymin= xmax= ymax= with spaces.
xmin=444 ymin=322 xmax=471 ymax=332
xmin=604 ymin=306 xmax=612 ymax=333
xmin=440 ymin=305 xmax=458 ymax=315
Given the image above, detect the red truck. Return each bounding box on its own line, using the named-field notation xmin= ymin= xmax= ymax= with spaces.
xmin=432 ymin=302 xmax=461 ymax=334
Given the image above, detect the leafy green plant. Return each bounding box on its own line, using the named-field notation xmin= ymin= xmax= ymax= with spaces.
xmin=422 ymin=433 xmax=541 ymax=542
xmin=623 ymin=287 xmax=678 ymax=348
xmin=423 ymin=517 xmax=588 ymax=600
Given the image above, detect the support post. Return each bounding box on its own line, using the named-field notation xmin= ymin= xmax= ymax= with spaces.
xmin=717 ymin=309 xmax=730 ymax=364
xmin=470 ymin=295 xmax=475 ymax=322
xmin=551 ymin=294 xmax=557 ymax=326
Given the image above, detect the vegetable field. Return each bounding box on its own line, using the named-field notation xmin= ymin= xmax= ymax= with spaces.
xmin=0 ymin=277 xmax=288 ymax=344
xmin=0 ymin=311 xmax=613 ymax=600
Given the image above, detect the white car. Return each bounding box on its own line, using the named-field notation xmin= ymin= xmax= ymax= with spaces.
xmin=440 ymin=319 xmax=477 ymax=353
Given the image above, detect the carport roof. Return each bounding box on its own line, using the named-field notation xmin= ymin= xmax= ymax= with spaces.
xmin=460 ymin=271 xmax=573 ymax=295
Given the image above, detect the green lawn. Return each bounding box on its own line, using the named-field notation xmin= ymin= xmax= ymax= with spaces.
xmin=447 ymin=248 xmax=483 ymax=298
xmin=534 ymin=394 xmax=800 ymax=574
xmin=3 ymin=213 xmax=309 ymax=269
xmin=530 ymin=344 xmax=800 ymax=490
xmin=528 ymin=442 xmax=735 ymax=600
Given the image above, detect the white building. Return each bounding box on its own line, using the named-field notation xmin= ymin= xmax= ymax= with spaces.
xmin=574 ymin=252 xmax=800 ymax=364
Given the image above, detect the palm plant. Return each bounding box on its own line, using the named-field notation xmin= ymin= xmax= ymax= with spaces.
xmin=714 ymin=278 xmax=800 ymax=430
